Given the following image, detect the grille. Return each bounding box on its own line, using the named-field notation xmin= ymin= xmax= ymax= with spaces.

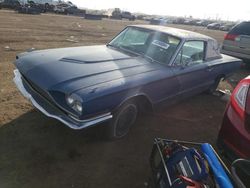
xmin=20 ymin=73 xmax=78 ymax=117
xmin=21 ymin=74 xmax=54 ymax=104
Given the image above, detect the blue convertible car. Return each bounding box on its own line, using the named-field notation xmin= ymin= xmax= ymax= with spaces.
xmin=13 ymin=25 xmax=241 ymax=139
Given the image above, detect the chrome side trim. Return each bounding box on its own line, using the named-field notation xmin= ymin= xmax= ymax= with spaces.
xmin=13 ymin=69 xmax=113 ymax=130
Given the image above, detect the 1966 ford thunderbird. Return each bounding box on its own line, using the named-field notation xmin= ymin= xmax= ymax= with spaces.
xmin=13 ymin=25 xmax=242 ymax=139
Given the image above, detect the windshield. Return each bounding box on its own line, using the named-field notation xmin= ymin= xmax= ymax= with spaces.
xmin=109 ymin=27 xmax=181 ymax=64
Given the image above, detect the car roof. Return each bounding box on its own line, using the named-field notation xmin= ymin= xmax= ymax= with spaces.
xmin=130 ymin=25 xmax=214 ymax=41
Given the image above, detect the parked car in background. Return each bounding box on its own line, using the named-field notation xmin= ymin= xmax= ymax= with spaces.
xmin=13 ymin=25 xmax=241 ymax=139
xmin=0 ymin=0 xmax=20 ymax=9
xmin=195 ymin=20 xmax=211 ymax=27
xmin=183 ymin=19 xmax=191 ymax=25
xmin=183 ymin=19 xmax=197 ymax=25
xmin=195 ymin=20 xmax=203 ymax=26
xmin=150 ymin=18 xmax=172 ymax=25
xmin=221 ymin=21 xmax=250 ymax=64
xmin=172 ymin=18 xmax=185 ymax=24
xmin=19 ymin=0 xmax=53 ymax=10
xmin=54 ymin=1 xmax=77 ymax=14
xmin=218 ymin=75 xmax=250 ymax=159
xmin=219 ymin=23 xmax=235 ymax=31
xmin=111 ymin=9 xmax=135 ymax=21
xmin=121 ymin=11 xmax=135 ymax=21
xmin=207 ymin=23 xmax=221 ymax=30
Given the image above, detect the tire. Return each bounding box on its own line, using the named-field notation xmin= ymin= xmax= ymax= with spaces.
xmin=107 ymin=101 xmax=138 ymax=140
xmin=206 ymin=76 xmax=224 ymax=94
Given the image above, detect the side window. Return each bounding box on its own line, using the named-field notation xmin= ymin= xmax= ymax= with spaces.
xmin=175 ymin=41 xmax=205 ymax=66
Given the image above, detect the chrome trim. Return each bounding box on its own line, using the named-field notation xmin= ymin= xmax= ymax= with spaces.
xmin=13 ymin=69 xmax=113 ymax=130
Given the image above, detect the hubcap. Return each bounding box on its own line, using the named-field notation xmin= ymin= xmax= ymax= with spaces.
xmin=115 ymin=104 xmax=137 ymax=137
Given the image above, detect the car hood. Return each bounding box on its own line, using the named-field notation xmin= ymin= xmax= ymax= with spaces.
xmin=15 ymin=45 xmax=159 ymax=93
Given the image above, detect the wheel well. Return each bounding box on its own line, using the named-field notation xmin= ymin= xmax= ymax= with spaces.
xmin=217 ymin=74 xmax=226 ymax=81
xmin=206 ymin=74 xmax=226 ymax=94
xmin=119 ymin=95 xmax=153 ymax=113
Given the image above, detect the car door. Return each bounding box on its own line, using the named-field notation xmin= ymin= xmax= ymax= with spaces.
xmin=171 ymin=40 xmax=212 ymax=96
xmin=135 ymin=32 xmax=183 ymax=106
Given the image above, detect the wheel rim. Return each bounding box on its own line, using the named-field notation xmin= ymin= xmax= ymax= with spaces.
xmin=115 ymin=104 xmax=137 ymax=137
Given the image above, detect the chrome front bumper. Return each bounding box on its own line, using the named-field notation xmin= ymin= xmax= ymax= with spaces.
xmin=13 ymin=69 xmax=113 ymax=130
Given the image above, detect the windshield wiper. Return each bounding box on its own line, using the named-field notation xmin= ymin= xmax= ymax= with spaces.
xmin=107 ymin=44 xmax=139 ymax=56
xmin=143 ymin=55 xmax=156 ymax=63
xmin=107 ymin=44 xmax=156 ymax=63
xmin=106 ymin=43 xmax=117 ymax=48
xmin=136 ymin=51 xmax=156 ymax=63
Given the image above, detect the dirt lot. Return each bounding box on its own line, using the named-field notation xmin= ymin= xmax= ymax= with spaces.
xmin=0 ymin=10 xmax=249 ymax=188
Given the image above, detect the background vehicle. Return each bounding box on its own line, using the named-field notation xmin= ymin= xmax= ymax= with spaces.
xmin=172 ymin=18 xmax=185 ymax=24
xmin=18 ymin=0 xmax=55 ymax=11
xmin=218 ymin=75 xmax=250 ymax=160
xmin=220 ymin=23 xmax=235 ymax=31
xmin=0 ymin=0 xmax=20 ymax=9
xmin=195 ymin=20 xmax=211 ymax=27
xmin=221 ymin=21 xmax=250 ymax=64
xmin=150 ymin=18 xmax=170 ymax=25
xmin=121 ymin=11 xmax=135 ymax=21
xmin=54 ymin=1 xmax=77 ymax=14
xmin=183 ymin=19 xmax=198 ymax=25
xmin=207 ymin=23 xmax=221 ymax=30
xmin=111 ymin=8 xmax=135 ymax=20
xmin=111 ymin=8 xmax=122 ymax=19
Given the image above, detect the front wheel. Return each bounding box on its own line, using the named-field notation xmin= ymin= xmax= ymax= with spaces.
xmin=107 ymin=101 xmax=138 ymax=140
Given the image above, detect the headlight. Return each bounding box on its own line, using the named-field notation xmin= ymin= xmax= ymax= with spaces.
xmin=66 ymin=94 xmax=83 ymax=114
xmin=66 ymin=96 xmax=75 ymax=105
xmin=75 ymin=101 xmax=82 ymax=112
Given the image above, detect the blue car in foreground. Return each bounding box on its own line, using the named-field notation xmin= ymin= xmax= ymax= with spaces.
xmin=13 ymin=25 xmax=241 ymax=139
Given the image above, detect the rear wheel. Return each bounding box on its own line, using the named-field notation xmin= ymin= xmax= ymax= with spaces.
xmin=107 ymin=101 xmax=138 ymax=139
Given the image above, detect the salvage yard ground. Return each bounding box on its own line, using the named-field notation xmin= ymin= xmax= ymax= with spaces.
xmin=0 ymin=10 xmax=249 ymax=188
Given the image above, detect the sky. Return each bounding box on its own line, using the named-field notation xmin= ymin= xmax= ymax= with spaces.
xmin=70 ymin=0 xmax=250 ymax=21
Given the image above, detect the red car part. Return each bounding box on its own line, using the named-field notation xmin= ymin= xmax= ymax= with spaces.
xmin=218 ymin=75 xmax=250 ymax=158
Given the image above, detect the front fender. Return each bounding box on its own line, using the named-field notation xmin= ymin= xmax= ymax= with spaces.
xmin=77 ymin=85 xmax=153 ymax=119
